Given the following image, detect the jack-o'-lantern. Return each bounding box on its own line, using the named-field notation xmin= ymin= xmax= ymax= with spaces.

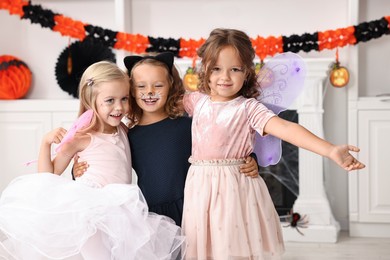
xmin=329 ymin=62 xmax=349 ymax=88
xmin=183 ymin=67 xmax=199 ymax=91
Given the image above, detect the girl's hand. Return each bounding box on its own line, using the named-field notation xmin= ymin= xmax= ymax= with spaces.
xmin=43 ymin=127 xmax=67 ymax=145
xmin=329 ymin=145 xmax=366 ymax=171
xmin=240 ymin=156 xmax=259 ymax=178
xmin=72 ymin=155 xmax=89 ymax=178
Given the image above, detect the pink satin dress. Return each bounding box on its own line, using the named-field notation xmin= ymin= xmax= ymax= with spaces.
xmin=182 ymin=92 xmax=284 ymax=260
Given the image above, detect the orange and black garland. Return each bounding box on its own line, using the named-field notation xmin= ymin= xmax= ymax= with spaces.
xmin=1 ymin=0 xmax=390 ymax=60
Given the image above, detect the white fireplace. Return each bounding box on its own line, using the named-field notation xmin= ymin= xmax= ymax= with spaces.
xmin=282 ymin=58 xmax=340 ymax=243
xmin=176 ymin=57 xmax=338 ymax=243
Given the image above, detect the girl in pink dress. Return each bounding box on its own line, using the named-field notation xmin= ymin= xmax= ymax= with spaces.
xmin=181 ymin=28 xmax=365 ymax=260
xmin=0 ymin=61 xmax=185 ymax=260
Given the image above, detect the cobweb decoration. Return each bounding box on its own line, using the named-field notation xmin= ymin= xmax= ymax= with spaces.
xmin=259 ymin=110 xmax=299 ymax=198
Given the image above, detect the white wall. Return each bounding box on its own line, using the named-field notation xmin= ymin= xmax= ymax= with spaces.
xmin=1 ymin=0 xmax=389 ymax=230
xmin=0 ymin=0 xmax=118 ymax=99
xmin=358 ymin=0 xmax=390 ymax=97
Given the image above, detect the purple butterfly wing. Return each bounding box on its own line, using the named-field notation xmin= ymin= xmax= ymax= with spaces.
xmin=55 ymin=109 xmax=93 ymax=153
xmin=254 ymin=52 xmax=306 ymax=167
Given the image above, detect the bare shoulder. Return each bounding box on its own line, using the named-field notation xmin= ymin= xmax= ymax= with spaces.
xmin=73 ymin=132 xmax=92 ymax=150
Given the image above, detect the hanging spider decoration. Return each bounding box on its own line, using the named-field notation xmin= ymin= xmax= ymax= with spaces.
xmin=281 ymin=210 xmax=309 ymax=236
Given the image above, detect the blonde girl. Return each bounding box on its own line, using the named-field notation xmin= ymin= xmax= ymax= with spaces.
xmin=0 ymin=61 xmax=185 ymax=260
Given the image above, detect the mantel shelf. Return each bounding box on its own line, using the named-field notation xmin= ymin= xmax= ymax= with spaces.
xmin=0 ymin=99 xmax=79 ymax=112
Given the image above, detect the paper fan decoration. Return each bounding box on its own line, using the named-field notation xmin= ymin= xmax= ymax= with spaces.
xmin=55 ymin=38 xmax=116 ymax=98
xmin=0 ymin=55 xmax=32 ymax=99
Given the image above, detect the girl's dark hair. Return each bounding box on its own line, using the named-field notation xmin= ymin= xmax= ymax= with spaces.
xmin=197 ymin=28 xmax=260 ymax=99
xmin=126 ymin=58 xmax=184 ymax=127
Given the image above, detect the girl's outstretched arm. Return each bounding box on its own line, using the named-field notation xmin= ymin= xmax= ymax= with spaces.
xmin=263 ymin=116 xmax=365 ymax=171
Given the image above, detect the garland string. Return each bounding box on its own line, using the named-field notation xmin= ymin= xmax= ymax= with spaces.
xmin=1 ymin=0 xmax=389 ymax=59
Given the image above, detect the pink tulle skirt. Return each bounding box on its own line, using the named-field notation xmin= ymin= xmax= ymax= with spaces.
xmin=0 ymin=173 xmax=185 ymax=260
xmin=182 ymin=159 xmax=284 ymax=260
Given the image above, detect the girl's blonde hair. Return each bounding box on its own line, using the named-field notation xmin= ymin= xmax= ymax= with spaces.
xmin=127 ymin=57 xmax=184 ymax=127
xmin=197 ymin=28 xmax=260 ymax=99
xmin=78 ymin=60 xmax=130 ymax=132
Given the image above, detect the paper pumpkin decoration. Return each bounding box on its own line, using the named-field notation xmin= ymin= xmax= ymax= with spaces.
xmin=329 ymin=61 xmax=350 ymax=88
xmin=0 ymin=55 xmax=32 ymax=99
xmin=183 ymin=67 xmax=199 ymax=91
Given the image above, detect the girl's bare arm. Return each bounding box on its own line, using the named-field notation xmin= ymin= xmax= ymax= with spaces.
xmin=38 ymin=127 xmax=67 ymax=173
xmin=263 ymin=116 xmax=365 ymax=171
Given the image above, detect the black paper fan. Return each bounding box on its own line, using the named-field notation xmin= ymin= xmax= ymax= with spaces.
xmin=55 ymin=38 xmax=116 ymax=98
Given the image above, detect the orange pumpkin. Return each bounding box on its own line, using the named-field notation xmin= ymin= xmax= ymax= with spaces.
xmin=330 ymin=62 xmax=349 ymax=88
xmin=183 ymin=67 xmax=199 ymax=91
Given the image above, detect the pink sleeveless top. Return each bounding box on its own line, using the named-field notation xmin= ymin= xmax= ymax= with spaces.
xmin=76 ymin=125 xmax=132 ymax=187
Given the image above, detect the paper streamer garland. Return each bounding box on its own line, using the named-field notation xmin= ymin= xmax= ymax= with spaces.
xmin=1 ymin=1 xmax=389 ymax=60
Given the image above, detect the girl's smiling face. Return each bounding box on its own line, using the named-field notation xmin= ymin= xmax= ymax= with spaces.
xmin=208 ymin=46 xmax=246 ymax=102
xmin=131 ymin=63 xmax=170 ymax=120
xmin=95 ymin=80 xmax=129 ymax=134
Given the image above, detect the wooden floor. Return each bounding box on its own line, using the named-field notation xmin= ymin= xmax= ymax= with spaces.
xmin=2 ymin=230 xmax=389 ymax=259
xmin=283 ymin=231 xmax=390 ymax=259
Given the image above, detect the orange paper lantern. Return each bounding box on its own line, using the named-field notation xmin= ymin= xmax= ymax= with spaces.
xmin=0 ymin=55 xmax=32 ymax=99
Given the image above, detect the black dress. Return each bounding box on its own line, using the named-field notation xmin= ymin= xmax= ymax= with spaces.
xmin=128 ymin=117 xmax=192 ymax=226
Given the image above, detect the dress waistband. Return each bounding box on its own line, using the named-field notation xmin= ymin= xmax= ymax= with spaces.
xmin=189 ymin=157 xmax=246 ymax=166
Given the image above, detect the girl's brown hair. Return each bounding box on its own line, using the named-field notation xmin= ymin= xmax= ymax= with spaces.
xmin=197 ymin=28 xmax=260 ymax=99
xmin=127 ymin=58 xmax=185 ymax=127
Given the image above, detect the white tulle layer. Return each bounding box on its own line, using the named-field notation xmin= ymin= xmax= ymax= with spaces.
xmin=0 ymin=173 xmax=185 ymax=260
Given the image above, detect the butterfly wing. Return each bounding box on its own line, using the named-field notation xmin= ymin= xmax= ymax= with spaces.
xmin=254 ymin=52 xmax=306 ymax=167
xmin=55 ymin=109 xmax=94 ymax=153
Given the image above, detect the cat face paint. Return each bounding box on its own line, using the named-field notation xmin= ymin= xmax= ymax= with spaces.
xmin=131 ymin=63 xmax=170 ymax=118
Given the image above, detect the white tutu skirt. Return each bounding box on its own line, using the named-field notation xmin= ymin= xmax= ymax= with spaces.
xmin=0 ymin=173 xmax=185 ymax=260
